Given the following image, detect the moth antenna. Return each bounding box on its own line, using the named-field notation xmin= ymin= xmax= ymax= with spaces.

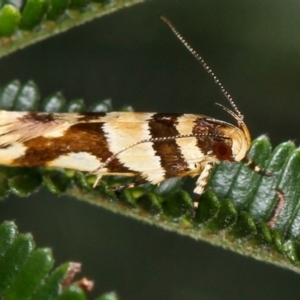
xmin=215 ymin=103 xmax=241 ymax=123
xmin=160 ymin=15 xmax=243 ymax=120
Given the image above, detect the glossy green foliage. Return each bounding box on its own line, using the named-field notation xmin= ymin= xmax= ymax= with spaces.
xmin=43 ymin=170 xmax=71 ymax=195
xmin=42 ymin=92 xmax=66 ymax=112
xmin=47 ymin=0 xmax=70 ymax=20
xmin=0 ymin=221 xmax=99 ymax=299
xmin=12 ymin=80 xmax=40 ymax=110
xmin=69 ymin=0 xmax=90 ymax=9
xmin=8 ymin=170 xmax=42 ymax=196
xmin=0 ymin=222 xmax=67 ymax=299
xmin=206 ymin=138 xmax=300 ymax=264
xmin=0 ymin=4 xmax=21 ymax=36
xmin=57 ymin=286 xmax=87 ymax=300
xmin=97 ymin=292 xmax=120 ymax=300
xmin=19 ymin=0 xmax=48 ymax=30
xmin=0 ymin=79 xmax=21 ymax=109
xmin=66 ymin=99 xmax=86 ymax=112
xmin=0 ymin=1 xmax=24 ymax=10
xmin=4 ymin=248 xmax=54 ymax=299
xmin=0 ymin=0 xmax=143 ymax=42
xmin=209 ymin=138 xmax=294 ymax=228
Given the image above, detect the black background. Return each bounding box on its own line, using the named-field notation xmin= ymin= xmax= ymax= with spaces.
xmin=1 ymin=0 xmax=300 ymax=299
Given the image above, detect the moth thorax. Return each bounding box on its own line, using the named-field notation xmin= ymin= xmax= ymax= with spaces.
xmin=218 ymin=125 xmax=250 ymax=162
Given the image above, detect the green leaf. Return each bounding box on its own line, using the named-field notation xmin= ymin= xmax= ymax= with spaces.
xmin=206 ymin=198 xmax=238 ymax=231
xmin=42 ymin=170 xmax=71 ymax=195
xmin=0 ymin=80 xmax=21 ymax=110
xmin=8 ymin=172 xmax=42 ymax=196
xmin=0 ymin=221 xmax=18 ymax=255
xmin=247 ymin=141 xmax=295 ymax=221
xmin=66 ymin=99 xmax=86 ymax=112
xmin=162 ymin=190 xmax=193 ymax=219
xmin=20 ymin=0 xmax=48 ymax=30
xmin=13 ymin=80 xmax=40 ymax=111
xmin=0 ymin=233 xmax=35 ymax=295
xmin=47 ymin=0 xmax=70 ymax=20
xmin=0 ymin=0 xmax=145 ymax=58
xmin=194 ymin=190 xmax=220 ymax=224
xmin=69 ymin=0 xmax=89 ymax=10
xmin=33 ymin=263 xmax=73 ymax=299
xmin=42 ymin=92 xmax=66 ymax=113
xmin=97 ymin=292 xmax=120 ymax=300
xmin=4 ymin=248 xmax=54 ymax=300
xmin=57 ymin=286 xmax=86 ymax=300
xmin=275 ymin=148 xmax=300 ymax=239
xmin=0 ymin=4 xmax=21 ymax=36
xmin=0 ymin=221 xmax=98 ymax=299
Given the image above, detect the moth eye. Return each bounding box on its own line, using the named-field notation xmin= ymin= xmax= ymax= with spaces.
xmin=213 ymin=141 xmax=232 ymax=161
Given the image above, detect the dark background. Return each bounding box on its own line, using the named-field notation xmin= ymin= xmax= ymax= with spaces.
xmin=1 ymin=0 xmax=300 ymax=299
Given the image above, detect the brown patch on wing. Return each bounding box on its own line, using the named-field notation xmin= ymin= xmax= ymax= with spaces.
xmin=149 ymin=113 xmax=189 ymax=178
xmin=13 ymin=122 xmax=131 ymax=173
xmin=193 ymin=118 xmax=233 ymax=157
xmin=77 ymin=112 xmax=106 ymax=122
xmin=193 ymin=118 xmax=216 ymax=155
xmin=22 ymin=112 xmax=56 ymax=123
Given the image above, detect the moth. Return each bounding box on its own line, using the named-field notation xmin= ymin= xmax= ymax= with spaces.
xmin=0 ymin=16 xmax=264 ymax=195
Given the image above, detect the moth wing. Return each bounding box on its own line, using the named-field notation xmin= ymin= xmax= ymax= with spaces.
xmin=0 ymin=111 xmax=80 ymax=146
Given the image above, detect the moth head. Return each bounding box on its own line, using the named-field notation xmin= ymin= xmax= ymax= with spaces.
xmin=214 ymin=124 xmax=250 ymax=163
xmin=214 ymin=103 xmax=251 ymax=162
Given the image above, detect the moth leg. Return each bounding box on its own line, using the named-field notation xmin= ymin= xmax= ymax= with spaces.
xmin=92 ymin=170 xmax=137 ymax=188
xmin=93 ymin=174 xmax=103 ymax=188
xmin=108 ymin=178 xmax=147 ymax=193
xmin=193 ymin=162 xmax=214 ymax=208
xmin=242 ymin=155 xmax=272 ymax=176
xmin=267 ymin=189 xmax=285 ymax=228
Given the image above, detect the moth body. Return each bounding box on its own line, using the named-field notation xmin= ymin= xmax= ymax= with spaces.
xmin=0 ymin=110 xmax=250 ymax=194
